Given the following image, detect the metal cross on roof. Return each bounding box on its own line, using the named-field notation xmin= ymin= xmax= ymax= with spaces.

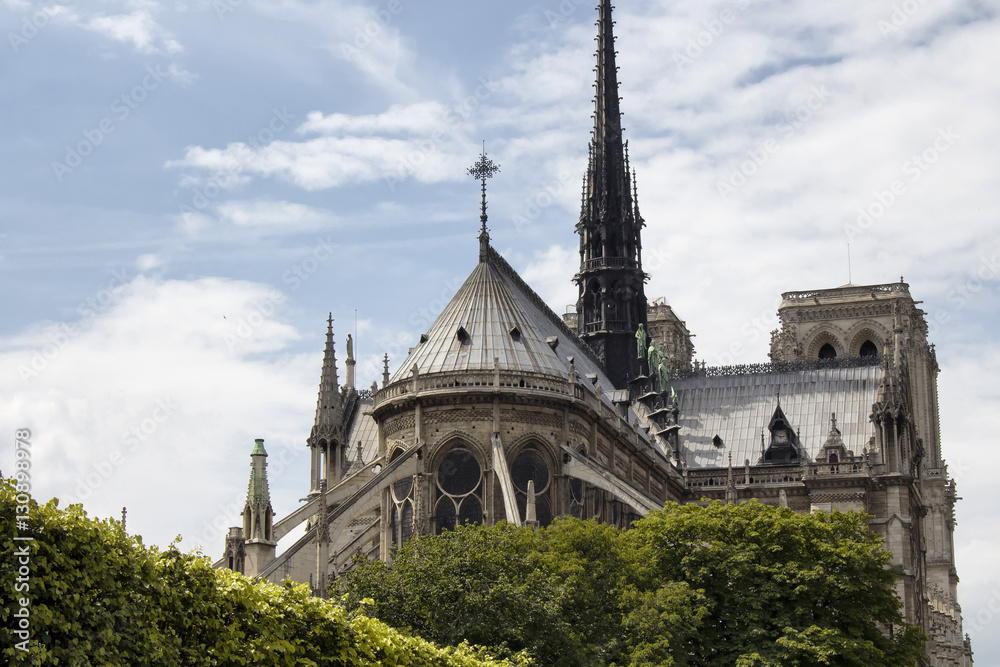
xmin=467 ymin=142 xmax=500 ymax=234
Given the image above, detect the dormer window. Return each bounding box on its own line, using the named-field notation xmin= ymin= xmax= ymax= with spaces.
xmin=509 ymin=326 xmax=522 ymax=343
xmin=457 ymin=326 xmax=470 ymax=345
xmin=762 ymin=404 xmax=803 ymax=466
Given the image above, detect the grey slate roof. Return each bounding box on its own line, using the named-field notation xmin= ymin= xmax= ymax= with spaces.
xmin=344 ymin=397 xmax=379 ymax=469
xmin=390 ymin=244 xmax=615 ymax=389
xmin=672 ymin=364 xmax=881 ymax=469
xmin=379 ymin=243 xmax=652 ymax=448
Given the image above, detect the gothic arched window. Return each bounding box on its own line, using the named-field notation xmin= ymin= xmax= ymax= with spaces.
xmin=511 ymin=447 xmax=552 ymax=526
xmin=819 ymin=343 xmax=837 ymax=359
xmin=434 ymin=444 xmax=483 ymax=534
xmin=860 ymin=340 xmax=878 ymax=357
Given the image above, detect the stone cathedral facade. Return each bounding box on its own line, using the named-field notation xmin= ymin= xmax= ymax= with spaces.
xmin=217 ymin=2 xmax=972 ymax=664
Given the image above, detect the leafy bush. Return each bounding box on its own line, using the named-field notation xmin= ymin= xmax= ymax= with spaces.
xmin=0 ymin=481 xmax=526 ymax=667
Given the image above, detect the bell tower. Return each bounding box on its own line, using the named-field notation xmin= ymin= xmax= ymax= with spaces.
xmin=574 ymin=0 xmax=648 ymax=389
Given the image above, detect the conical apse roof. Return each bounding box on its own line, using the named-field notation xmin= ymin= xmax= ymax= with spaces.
xmin=390 ymin=245 xmax=614 ymax=387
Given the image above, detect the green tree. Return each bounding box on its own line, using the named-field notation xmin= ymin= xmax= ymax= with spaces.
xmin=338 ymin=505 xmax=922 ymax=667
xmin=338 ymin=521 xmax=580 ymax=665
xmin=623 ymin=501 xmax=925 ymax=666
xmin=339 ymin=516 xmax=692 ymax=667
xmin=535 ymin=518 xmax=627 ymax=664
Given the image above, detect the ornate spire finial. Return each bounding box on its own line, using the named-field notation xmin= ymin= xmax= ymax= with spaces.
xmin=468 ymin=141 xmax=500 ymax=235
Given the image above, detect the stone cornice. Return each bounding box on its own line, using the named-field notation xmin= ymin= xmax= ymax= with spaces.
xmin=784 ymin=302 xmax=894 ymax=323
xmin=781 ymin=282 xmax=911 ymax=303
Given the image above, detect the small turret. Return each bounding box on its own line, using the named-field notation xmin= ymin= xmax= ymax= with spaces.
xmin=224 ymin=526 xmax=245 ymax=574
xmin=242 ymin=438 xmax=276 ymax=576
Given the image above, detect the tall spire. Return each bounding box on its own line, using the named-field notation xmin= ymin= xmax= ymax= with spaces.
xmin=574 ymin=0 xmax=648 ymax=389
xmin=592 ymin=0 xmax=625 ymax=191
xmin=309 ymin=314 xmax=343 ymax=492
xmin=312 ymin=314 xmax=340 ymax=434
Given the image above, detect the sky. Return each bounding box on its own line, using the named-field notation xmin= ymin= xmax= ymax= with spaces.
xmin=2 ymin=0 xmax=998 ymax=660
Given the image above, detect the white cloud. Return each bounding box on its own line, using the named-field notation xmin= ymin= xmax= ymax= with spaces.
xmin=520 ymin=244 xmax=578 ymax=316
xmin=298 ymin=102 xmax=448 ymax=136
xmin=248 ymin=0 xmax=418 ymax=96
xmin=0 ymin=276 xmax=316 ymax=552
xmin=167 ymin=101 xmax=483 ymax=190
xmin=7 ymin=1 xmax=185 ymax=54
xmin=136 ymin=253 xmax=163 ymax=271
xmin=83 ymin=9 xmax=182 ymax=54
xmin=216 ymin=199 xmax=335 ymax=230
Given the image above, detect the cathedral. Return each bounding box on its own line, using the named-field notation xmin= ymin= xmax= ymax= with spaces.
xmin=216 ymin=2 xmax=972 ymax=664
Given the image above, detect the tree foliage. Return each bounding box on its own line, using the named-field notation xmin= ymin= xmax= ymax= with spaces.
xmin=338 ymin=502 xmax=925 ymax=667
xmin=625 ymin=501 xmax=925 ymax=666
xmin=0 ymin=481 xmax=525 ymax=667
xmin=338 ymin=520 xmax=601 ymax=665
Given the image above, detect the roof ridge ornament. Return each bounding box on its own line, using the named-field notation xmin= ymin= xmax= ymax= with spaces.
xmin=468 ymin=141 xmax=500 ymax=261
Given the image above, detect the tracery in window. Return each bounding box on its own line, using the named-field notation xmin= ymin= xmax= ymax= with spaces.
xmin=434 ymin=444 xmax=483 ymax=534
xmin=512 ymin=447 xmax=552 ymax=526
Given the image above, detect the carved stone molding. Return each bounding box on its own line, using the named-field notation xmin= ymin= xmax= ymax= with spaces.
xmin=808 ymin=491 xmax=867 ymax=503
xmin=424 ymin=409 xmax=492 ymax=425
xmin=569 ymin=419 xmax=590 ymax=438
xmin=499 ymin=409 xmax=564 ymax=429
xmin=384 ymin=415 xmax=416 ymax=437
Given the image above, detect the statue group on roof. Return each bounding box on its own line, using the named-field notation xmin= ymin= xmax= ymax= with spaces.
xmin=636 ymin=324 xmax=672 ymax=395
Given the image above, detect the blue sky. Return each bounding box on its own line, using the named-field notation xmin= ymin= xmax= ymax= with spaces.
xmin=2 ymin=0 xmax=998 ymax=659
